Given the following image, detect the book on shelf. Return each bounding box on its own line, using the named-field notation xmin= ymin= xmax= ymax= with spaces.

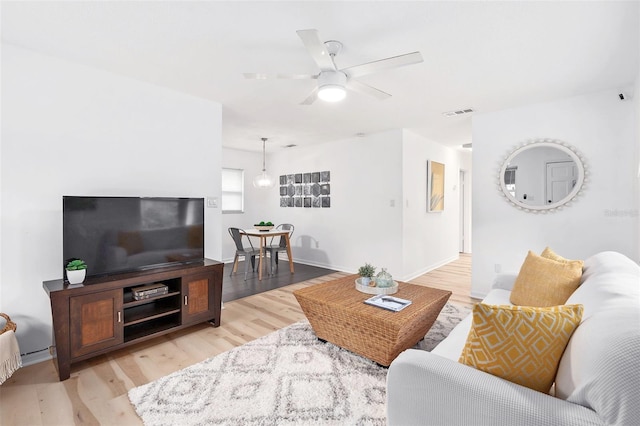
xmin=364 ymin=295 xmax=412 ymax=312
xmin=132 ymin=283 xmax=169 ymax=300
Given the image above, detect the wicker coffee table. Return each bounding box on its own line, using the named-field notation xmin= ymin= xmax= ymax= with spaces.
xmin=293 ymin=275 xmax=451 ymax=366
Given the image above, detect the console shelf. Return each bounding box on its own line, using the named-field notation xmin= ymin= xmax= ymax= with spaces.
xmin=43 ymin=259 xmax=223 ymax=381
xmin=123 ymin=291 xmax=181 ymax=306
xmin=124 ymin=315 xmax=181 ymax=342
xmin=124 ymin=303 xmax=181 ymax=325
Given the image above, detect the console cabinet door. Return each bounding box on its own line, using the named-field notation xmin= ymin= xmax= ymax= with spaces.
xmin=182 ymin=272 xmax=217 ymax=325
xmin=70 ymin=289 xmax=124 ymax=358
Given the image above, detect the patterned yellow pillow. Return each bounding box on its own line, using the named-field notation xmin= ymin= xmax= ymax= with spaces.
xmin=510 ymin=250 xmax=583 ymax=306
xmin=459 ymin=303 xmax=583 ymax=393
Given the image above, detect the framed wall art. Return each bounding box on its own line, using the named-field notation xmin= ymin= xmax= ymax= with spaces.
xmin=427 ymin=160 xmax=445 ymax=212
xmin=280 ymin=170 xmax=330 ymax=208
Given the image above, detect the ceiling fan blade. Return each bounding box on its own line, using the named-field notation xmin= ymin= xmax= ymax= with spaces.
xmin=243 ymin=73 xmax=317 ymax=80
xmin=300 ymin=87 xmax=319 ymax=105
xmin=296 ymin=29 xmax=336 ymax=72
xmin=342 ymin=51 xmax=424 ymax=78
xmin=347 ymin=79 xmax=391 ymax=100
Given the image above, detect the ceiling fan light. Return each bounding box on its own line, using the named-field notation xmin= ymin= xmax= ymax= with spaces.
xmin=317 ymin=71 xmax=347 ymax=102
xmin=318 ymin=85 xmax=346 ymax=102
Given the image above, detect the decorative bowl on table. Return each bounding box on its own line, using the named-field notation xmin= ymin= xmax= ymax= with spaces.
xmin=355 ymin=277 xmax=399 ymax=295
xmin=254 ymin=225 xmax=274 ymax=231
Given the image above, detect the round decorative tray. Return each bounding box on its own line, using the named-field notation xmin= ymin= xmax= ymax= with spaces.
xmin=254 ymin=225 xmax=274 ymax=231
xmin=355 ymin=278 xmax=399 ymax=295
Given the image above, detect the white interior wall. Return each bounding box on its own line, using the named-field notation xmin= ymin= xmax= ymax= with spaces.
xmin=1 ymin=44 xmax=223 ymax=364
xmin=261 ymin=130 xmax=406 ymax=277
xmin=635 ymin=70 xmax=640 ymax=254
xmin=223 ymin=129 xmax=469 ymax=281
xmin=220 ymin=147 xmax=269 ymax=261
xmin=472 ymin=88 xmax=639 ymax=298
xmin=460 ymin=149 xmax=473 ymax=253
xmin=401 ymin=130 xmax=469 ymax=279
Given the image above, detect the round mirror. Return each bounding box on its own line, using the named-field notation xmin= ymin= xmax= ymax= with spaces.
xmin=498 ymin=139 xmax=586 ymax=212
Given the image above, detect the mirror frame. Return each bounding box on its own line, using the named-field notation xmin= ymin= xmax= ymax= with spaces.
xmin=497 ymin=139 xmax=587 ymax=213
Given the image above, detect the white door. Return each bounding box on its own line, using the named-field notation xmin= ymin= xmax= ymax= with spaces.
xmin=546 ymin=161 xmax=577 ymax=205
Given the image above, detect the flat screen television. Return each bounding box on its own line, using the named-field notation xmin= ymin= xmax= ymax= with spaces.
xmin=63 ymin=196 xmax=205 ymax=279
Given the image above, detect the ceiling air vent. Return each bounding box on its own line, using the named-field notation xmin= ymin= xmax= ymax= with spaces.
xmin=284 ymin=144 xmax=297 ymax=148
xmin=443 ymin=108 xmax=475 ymax=117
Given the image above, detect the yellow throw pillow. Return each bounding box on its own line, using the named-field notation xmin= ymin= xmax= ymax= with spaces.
xmin=510 ymin=251 xmax=583 ymax=306
xmin=540 ymin=247 xmax=584 ymax=268
xmin=459 ymin=303 xmax=583 ymax=393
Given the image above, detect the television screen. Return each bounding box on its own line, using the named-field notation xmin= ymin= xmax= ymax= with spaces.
xmin=63 ymin=196 xmax=204 ymax=278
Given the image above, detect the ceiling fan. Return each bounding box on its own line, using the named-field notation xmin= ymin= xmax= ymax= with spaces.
xmin=243 ymin=29 xmax=424 ymax=105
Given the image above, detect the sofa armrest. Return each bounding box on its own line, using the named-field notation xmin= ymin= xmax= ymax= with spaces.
xmin=491 ymin=273 xmax=518 ymax=291
xmin=387 ymin=349 xmax=602 ymax=426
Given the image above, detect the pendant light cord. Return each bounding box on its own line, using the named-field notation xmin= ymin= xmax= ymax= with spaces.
xmin=262 ymin=137 xmax=267 ymax=171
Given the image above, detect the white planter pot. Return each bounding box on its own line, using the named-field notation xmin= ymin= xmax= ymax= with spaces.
xmin=66 ymin=269 xmax=86 ymax=284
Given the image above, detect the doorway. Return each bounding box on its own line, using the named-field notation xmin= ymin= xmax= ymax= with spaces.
xmin=459 ymin=169 xmax=469 ymax=253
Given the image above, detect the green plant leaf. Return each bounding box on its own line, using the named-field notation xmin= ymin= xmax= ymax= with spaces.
xmin=66 ymin=259 xmax=87 ymax=270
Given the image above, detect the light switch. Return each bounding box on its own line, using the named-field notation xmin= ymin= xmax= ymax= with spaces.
xmin=207 ymin=197 xmax=218 ymax=208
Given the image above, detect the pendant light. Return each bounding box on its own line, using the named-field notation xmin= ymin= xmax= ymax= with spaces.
xmin=253 ymin=137 xmax=274 ymax=188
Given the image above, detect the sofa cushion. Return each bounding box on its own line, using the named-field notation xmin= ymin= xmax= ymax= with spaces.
xmin=554 ymin=252 xmax=640 ymax=425
xmin=459 ymin=303 xmax=583 ymax=393
xmin=510 ymin=251 xmax=583 ymax=307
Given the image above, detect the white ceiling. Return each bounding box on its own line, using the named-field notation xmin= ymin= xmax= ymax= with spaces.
xmin=2 ymin=1 xmax=638 ymax=153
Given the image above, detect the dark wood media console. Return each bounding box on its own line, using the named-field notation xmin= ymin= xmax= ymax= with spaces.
xmin=43 ymin=259 xmax=223 ymax=381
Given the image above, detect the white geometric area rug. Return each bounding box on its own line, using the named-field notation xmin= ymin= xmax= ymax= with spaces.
xmin=128 ymin=302 xmax=469 ymax=426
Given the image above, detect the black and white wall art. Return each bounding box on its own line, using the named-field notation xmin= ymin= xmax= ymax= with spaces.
xmin=280 ymin=171 xmax=330 ymax=208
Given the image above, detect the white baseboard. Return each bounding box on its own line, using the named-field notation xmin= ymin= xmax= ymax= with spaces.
xmin=21 ymin=350 xmax=52 ymax=367
xmin=400 ymin=254 xmax=460 ymax=282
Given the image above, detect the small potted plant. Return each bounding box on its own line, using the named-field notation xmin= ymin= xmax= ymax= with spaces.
xmin=358 ymin=263 xmax=376 ymax=286
xmin=254 ymin=221 xmax=275 ymax=231
xmin=66 ymin=259 xmax=87 ymax=284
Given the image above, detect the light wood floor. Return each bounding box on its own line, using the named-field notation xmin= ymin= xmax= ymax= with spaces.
xmin=0 ymin=254 xmax=473 ymax=425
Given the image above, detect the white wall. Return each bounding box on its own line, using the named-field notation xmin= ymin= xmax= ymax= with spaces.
xmin=1 ymin=44 xmax=223 ymax=364
xmin=460 ymin=149 xmax=473 ymax=253
xmin=635 ymin=70 xmax=640 ymax=255
xmin=222 ymin=129 xmax=469 ymax=281
xmin=220 ymin=147 xmax=270 ymax=261
xmin=255 ymin=130 xmax=406 ymax=277
xmin=401 ymin=130 xmax=470 ymax=279
xmin=472 ymin=88 xmax=639 ymax=298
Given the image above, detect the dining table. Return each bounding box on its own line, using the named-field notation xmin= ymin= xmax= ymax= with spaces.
xmin=240 ymin=228 xmax=295 ymax=280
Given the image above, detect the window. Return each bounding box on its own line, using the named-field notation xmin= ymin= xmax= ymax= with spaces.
xmin=222 ymin=168 xmax=244 ymax=213
xmin=504 ymin=166 xmax=517 ymax=197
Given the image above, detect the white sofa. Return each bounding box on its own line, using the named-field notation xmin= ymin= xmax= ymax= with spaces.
xmin=387 ymin=251 xmax=640 ymax=425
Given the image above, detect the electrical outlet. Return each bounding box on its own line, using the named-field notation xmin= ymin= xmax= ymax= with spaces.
xmin=494 ymin=264 xmax=502 ymax=273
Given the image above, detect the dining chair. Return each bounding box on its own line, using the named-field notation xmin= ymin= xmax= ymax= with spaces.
xmin=264 ymin=223 xmax=294 ymax=273
xmin=228 ymin=227 xmax=262 ymax=280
